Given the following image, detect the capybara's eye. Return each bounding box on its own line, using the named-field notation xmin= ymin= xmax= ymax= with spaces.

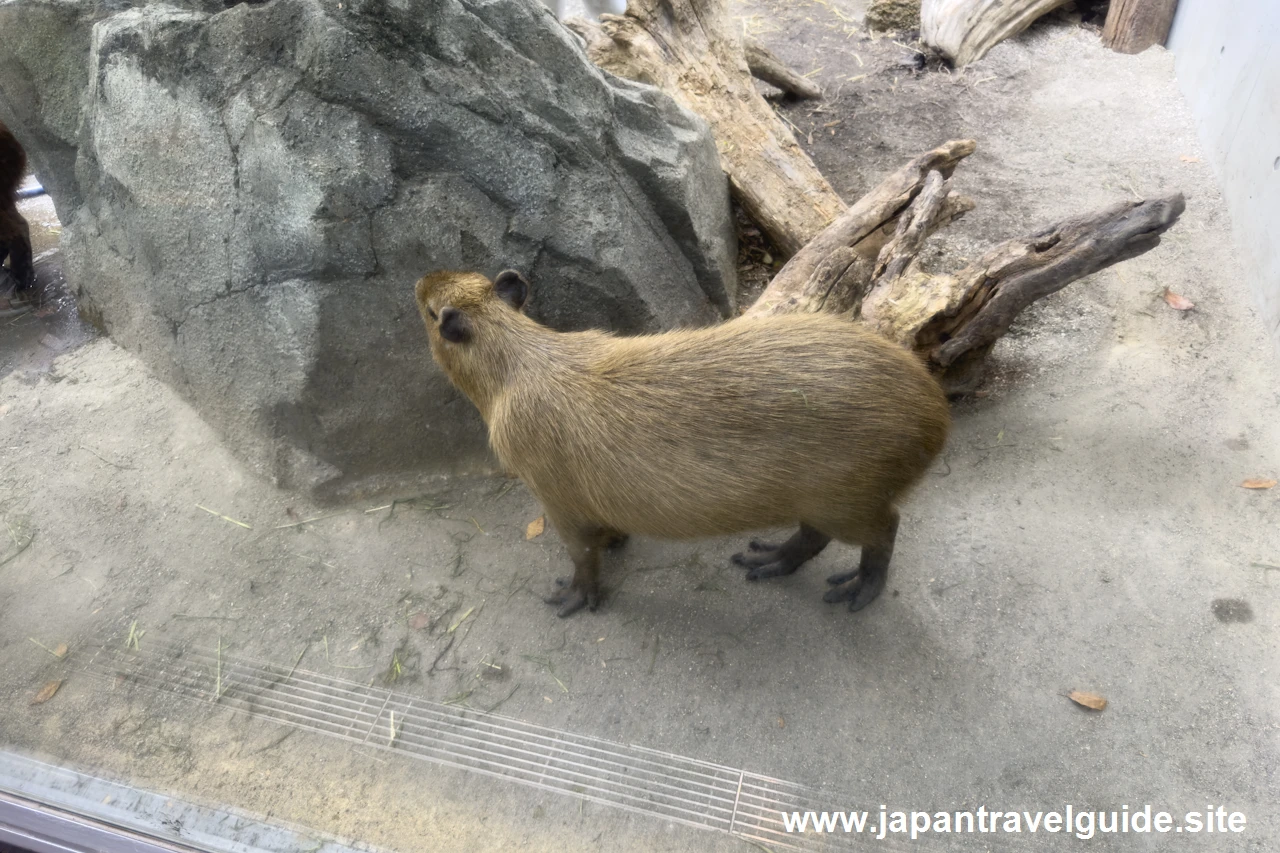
xmin=427 ymin=307 xmax=438 ymax=321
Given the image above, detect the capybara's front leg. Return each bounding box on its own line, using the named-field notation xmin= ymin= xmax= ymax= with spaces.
xmin=543 ymin=518 xmax=604 ymax=617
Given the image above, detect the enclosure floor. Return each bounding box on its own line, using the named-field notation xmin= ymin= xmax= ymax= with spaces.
xmin=1 ymin=4 xmax=1277 ymax=852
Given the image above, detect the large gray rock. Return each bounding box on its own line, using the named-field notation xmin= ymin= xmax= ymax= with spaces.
xmin=0 ymin=0 xmax=736 ymax=497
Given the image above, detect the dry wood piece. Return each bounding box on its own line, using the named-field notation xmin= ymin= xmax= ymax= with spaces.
xmin=743 ymin=37 xmax=822 ymax=100
xmin=566 ymin=1 xmax=844 ymax=255
xmin=1102 ymin=0 xmax=1179 ymax=54
xmin=570 ymin=0 xmax=1186 ymax=393
xmin=921 ymin=0 xmax=1073 ymax=66
xmin=746 ymin=140 xmax=977 ymax=318
xmin=863 ymin=192 xmax=1186 ymax=392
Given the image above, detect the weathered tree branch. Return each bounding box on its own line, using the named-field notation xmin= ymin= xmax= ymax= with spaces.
xmin=1102 ymin=0 xmax=1179 ymax=54
xmin=743 ymin=37 xmax=822 ymax=99
xmin=869 ymin=170 xmax=955 ymax=287
xmin=921 ymin=0 xmax=1073 ymax=66
xmin=745 ymin=140 xmax=976 ymax=318
xmin=572 ymin=0 xmax=1186 ymax=394
xmin=933 ymin=194 xmax=1186 ymax=365
xmin=566 ymin=1 xmax=844 ymax=255
xmin=862 ymin=193 xmax=1187 ymax=391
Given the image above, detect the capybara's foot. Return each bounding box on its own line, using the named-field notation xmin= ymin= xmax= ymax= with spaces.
xmin=732 ymin=543 xmax=804 ymax=579
xmin=823 ymin=568 xmax=886 ymax=612
xmin=732 ymin=525 xmax=831 ymax=581
xmin=544 ymin=576 xmax=599 ymax=617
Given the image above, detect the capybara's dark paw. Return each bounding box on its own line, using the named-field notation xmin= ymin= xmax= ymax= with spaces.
xmin=822 ymin=570 xmax=886 ymax=612
xmin=544 ymin=577 xmax=599 ymax=617
xmin=732 ymin=544 xmax=801 ymax=580
xmin=732 ymin=526 xmax=830 ymax=582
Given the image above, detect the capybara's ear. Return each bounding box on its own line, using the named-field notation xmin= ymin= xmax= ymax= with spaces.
xmin=414 ymin=275 xmax=433 ymax=309
xmin=439 ymin=307 xmax=474 ymax=344
xmin=493 ymin=269 xmax=530 ymax=312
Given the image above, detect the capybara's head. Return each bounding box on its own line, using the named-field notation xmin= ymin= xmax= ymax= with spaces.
xmin=414 ymin=269 xmax=532 ymax=405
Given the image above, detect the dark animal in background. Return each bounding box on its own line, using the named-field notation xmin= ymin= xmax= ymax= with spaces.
xmin=415 ymin=269 xmax=950 ymax=618
xmin=0 ymin=120 xmax=34 ymax=292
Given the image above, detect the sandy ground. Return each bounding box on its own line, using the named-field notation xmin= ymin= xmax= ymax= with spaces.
xmin=2 ymin=3 xmax=1278 ymax=851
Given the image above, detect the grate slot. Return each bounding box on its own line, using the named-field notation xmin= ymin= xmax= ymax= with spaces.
xmin=81 ymin=639 xmax=977 ymax=852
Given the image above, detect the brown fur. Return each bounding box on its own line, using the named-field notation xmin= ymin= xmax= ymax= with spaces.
xmin=416 ymin=269 xmax=950 ymax=617
xmin=0 ymin=120 xmax=34 ymax=291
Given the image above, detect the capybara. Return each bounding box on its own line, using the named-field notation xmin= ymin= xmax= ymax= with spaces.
xmin=415 ymin=269 xmax=949 ymax=617
xmin=0 ymin=120 xmax=33 ymax=292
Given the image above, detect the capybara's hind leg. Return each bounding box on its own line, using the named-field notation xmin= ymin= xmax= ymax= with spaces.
xmin=824 ymin=507 xmax=899 ymax=612
xmin=732 ymin=523 xmax=831 ymax=580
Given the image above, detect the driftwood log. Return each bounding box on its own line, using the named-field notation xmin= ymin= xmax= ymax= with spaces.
xmin=566 ymin=3 xmax=842 ymax=255
xmin=749 ymin=140 xmax=1185 ymax=392
xmin=744 ymin=140 xmax=977 ymax=318
xmin=1102 ymin=0 xmax=1179 ymax=54
xmin=572 ymin=0 xmax=1186 ymax=394
xmin=920 ymin=0 xmax=1073 ymax=66
xmin=861 ymin=182 xmax=1186 ymax=391
xmin=742 ymin=38 xmax=823 ymax=100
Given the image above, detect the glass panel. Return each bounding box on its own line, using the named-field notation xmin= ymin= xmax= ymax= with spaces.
xmin=1 ymin=1 xmax=1274 ymax=850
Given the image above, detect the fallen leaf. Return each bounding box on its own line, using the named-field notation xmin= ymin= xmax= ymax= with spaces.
xmin=53 ymin=643 xmax=68 ymax=659
xmin=1179 ymin=155 xmax=1201 ymax=163
xmin=1068 ymin=690 xmax=1107 ymax=711
xmin=1162 ymin=288 xmax=1195 ymax=311
xmin=526 ymin=516 xmax=545 ymax=540
xmin=409 ymin=611 xmax=430 ymax=631
xmin=1241 ymin=478 xmax=1277 ymax=490
xmin=777 ymin=716 xmax=786 ymax=729
xmin=32 ymin=680 xmax=62 ymax=705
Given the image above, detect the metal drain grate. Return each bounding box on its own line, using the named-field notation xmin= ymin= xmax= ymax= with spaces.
xmin=82 ymin=640 xmax=934 ymax=851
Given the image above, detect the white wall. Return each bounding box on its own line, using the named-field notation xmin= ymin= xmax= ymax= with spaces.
xmin=1167 ymin=0 xmax=1280 ymax=349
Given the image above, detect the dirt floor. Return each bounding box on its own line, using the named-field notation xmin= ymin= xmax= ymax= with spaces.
xmin=2 ymin=2 xmax=1278 ymax=851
